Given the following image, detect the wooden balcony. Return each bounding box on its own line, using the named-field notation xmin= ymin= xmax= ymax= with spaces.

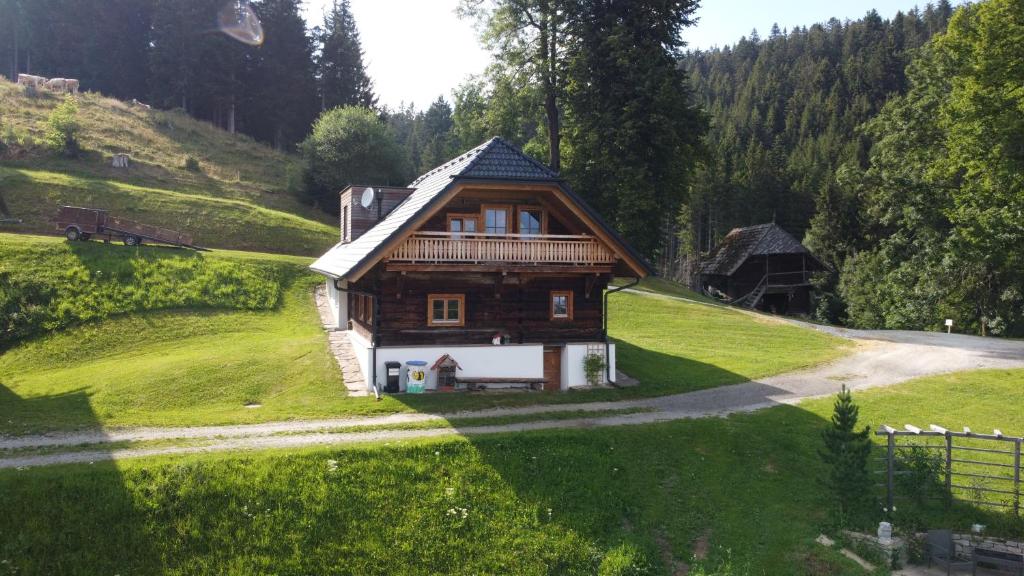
xmin=386 ymin=231 xmax=617 ymax=272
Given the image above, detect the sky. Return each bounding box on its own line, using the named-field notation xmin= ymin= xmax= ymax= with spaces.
xmin=303 ymin=0 xmax=942 ymax=110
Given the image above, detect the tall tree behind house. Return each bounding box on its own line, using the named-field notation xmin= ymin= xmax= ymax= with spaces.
xmin=458 ymin=0 xmax=569 ymax=172
xmin=317 ymin=0 xmax=376 ymax=110
xmin=562 ymin=0 xmax=706 ymax=260
xmin=458 ymin=0 xmax=705 ymax=259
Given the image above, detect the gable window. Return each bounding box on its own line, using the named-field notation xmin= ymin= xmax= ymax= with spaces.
xmin=483 ymin=205 xmax=511 ymax=235
xmin=518 ymin=208 xmax=544 ymax=236
xmin=342 ymin=205 xmax=349 ymax=241
xmin=428 ymin=294 xmax=465 ymax=327
xmin=550 ymin=290 xmax=573 ymax=320
xmin=447 ymin=214 xmax=479 ymax=239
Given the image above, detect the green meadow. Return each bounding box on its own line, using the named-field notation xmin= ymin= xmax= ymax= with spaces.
xmin=3 ymin=370 xmax=1022 ymax=575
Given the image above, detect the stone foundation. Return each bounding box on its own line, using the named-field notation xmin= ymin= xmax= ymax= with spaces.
xmin=952 ymin=534 xmax=1024 ymax=558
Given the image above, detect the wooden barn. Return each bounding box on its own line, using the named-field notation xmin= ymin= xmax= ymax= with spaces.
xmin=311 ymin=137 xmax=651 ymax=393
xmin=699 ymin=223 xmax=823 ymax=314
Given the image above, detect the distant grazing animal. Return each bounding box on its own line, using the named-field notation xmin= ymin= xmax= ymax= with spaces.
xmin=17 ymin=74 xmax=46 ymax=89
xmin=65 ymin=79 xmax=79 ymax=94
xmin=44 ymin=78 xmax=67 ymax=92
xmin=131 ymin=98 xmax=152 ymax=109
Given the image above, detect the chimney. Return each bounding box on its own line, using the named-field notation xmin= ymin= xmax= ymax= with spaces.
xmin=339 ymin=185 xmax=414 ymax=243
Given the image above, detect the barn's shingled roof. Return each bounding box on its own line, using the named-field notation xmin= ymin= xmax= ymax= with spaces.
xmin=310 ymin=137 xmax=651 ymax=281
xmin=699 ymin=223 xmax=813 ymax=276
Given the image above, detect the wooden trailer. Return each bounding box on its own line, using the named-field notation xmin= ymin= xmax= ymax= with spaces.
xmin=54 ymin=206 xmax=204 ymax=249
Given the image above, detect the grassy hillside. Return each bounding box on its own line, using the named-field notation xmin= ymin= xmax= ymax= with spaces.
xmin=0 ymin=234 xmax=349 ymax=433
xmin=4 ymin=370 xmax=1022 ymax=575
xmin=0 ymin=79 xmax=337 ymax=254
xmin=0 ymin=233 xmax=849 ymax=432
xmin=0 ymin=235 xmax=847 ymax=433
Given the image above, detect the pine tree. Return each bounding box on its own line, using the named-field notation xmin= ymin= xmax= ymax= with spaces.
xmin=243 ymin=0 xmax=318 ymax=148
xmin=317 ymin=0 xmax=375 ymax=110
xmin=562 ymin=0 xmax=705 ymax=259
xmin=820 ymin=385 xmax=872 ymax=519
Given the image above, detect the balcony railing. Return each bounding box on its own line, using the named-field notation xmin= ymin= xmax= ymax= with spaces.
xmin=388 ymin=231 xmax=617 ymax=266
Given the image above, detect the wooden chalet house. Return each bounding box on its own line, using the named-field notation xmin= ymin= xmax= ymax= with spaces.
xmin=699 ymin=223 xmax=823 ymax=314
xmin=311 ymin=138 xmax=651 ymax=393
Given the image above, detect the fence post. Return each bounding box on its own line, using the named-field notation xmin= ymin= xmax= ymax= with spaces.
xmin=945 ymin=432 xmax=953 ymax=505
xmin=1014 ymin=439 xmax=1021 ymax=516
xmin=887 ymin=430 xmax=895 ymax=513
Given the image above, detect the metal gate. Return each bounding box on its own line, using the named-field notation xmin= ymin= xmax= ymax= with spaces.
xmin=876 ymin=424 xmax=1022 ymax=515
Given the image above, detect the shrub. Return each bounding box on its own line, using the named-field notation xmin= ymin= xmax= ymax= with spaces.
xmin=45 ymin=96 xmax=81 ymax=157
xmin=583 ymin=353 xmax=606 ymax=386
xmin=0 ymin=242 xmax=301 ymax=348
xmin=184 ymin=155 xmax=201 ymax=172
xmin=598 ymin=542 xmax=652 ymax=576
xmin=894 ymin=445 xmax=948 ymax=506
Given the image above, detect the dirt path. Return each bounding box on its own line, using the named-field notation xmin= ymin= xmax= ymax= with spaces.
xmin=4 ymin=292 xmax=1023 ymax=468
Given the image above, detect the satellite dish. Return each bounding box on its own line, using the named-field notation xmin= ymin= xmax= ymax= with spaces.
xmin=360 ymin=187 xmax=376 ymax=209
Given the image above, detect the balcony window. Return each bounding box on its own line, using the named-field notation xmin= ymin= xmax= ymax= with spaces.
xmin=550 ymin=290 xmax=573 ymax=320
xmin=519 ymin=208 xmax=543 ymax=236
xmin=428 ymin=294 xmax=465 ymax=327
xmin=483 ymin=205 xmax=510 ymax=235
xmin=447 ymin=214 xmax=478 ymax=239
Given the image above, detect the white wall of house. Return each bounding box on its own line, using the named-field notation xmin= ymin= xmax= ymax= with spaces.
xmin=347 ymin=331 xmax=616 ymax=393
xmin=562 ymin=343 xmax=616 ymax=390
xmin=324 ymin=279 xmax=348 ymax=328
xmin=348 ymin=334 xmax=544 ymax=392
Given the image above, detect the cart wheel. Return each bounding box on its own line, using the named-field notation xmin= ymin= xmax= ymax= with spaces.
xmin=64 ymin=226 xmax=81 ymax=241
xmin=124 ymin=235 xmax=141 ymax=246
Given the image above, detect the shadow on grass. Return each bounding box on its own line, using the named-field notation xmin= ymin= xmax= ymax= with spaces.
xmin=450 ymin=404 xmax=845 ymax=574
xmin=0 ymin=383 xmax=158 ymax=574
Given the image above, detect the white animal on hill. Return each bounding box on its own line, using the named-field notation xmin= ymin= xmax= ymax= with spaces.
xmin=44 ymin=78 xmax=67 ymax=92
xmin=65 ymin=79 xmax=79 ymax=94
xmin=17 ymin=74 xmax=46 ymax=89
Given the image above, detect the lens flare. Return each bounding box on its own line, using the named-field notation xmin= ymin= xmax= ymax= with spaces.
xmin=217 ymin=1 xmax=264 ymax=46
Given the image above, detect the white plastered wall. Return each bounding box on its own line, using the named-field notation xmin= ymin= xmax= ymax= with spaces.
xmin=562 ymin=343 xmax=616 ymax=390
xmin=324 ymin=279 xmax=348 ymax=328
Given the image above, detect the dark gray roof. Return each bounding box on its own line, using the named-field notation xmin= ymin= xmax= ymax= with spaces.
xmin=700 ymin=223 xmax=812 ymax=276
xmin=311 ymin=137 xmax=651 ymax=280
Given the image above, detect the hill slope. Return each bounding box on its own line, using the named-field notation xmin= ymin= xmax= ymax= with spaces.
xmin=0 ymin=79 xmax=336 ymax=254
xmin=0 ymin=233 xmax=848 ymax=432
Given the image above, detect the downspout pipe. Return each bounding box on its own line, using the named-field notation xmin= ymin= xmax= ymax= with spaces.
xmin=603 ymin=277 xmax=640 ymax=386
xmin=332 ymin=278 xmax=381 ymax=400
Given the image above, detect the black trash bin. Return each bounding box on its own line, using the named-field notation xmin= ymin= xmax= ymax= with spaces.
xmin=384 ymin=361 xmax=402 ymax=393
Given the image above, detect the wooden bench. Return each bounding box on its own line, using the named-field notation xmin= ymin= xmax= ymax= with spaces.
xmin=973 ymin=547 xmax=1024 ymax=575
xmin=456 ymin=377 xmax=548 ymax=391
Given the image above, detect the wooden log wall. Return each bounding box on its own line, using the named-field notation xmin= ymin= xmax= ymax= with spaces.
xmin=350 ymin=270 xmax=609 ymax=346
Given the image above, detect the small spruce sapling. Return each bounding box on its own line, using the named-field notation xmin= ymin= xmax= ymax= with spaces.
xmin=820 ymin=385 xmax=872 ymax=523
